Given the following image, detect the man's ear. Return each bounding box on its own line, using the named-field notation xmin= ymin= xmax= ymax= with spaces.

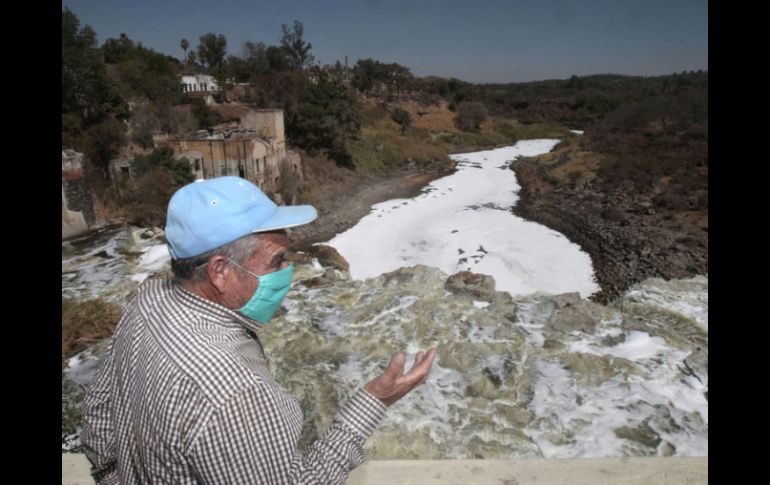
xmin=206 ymin=255 xmax=232 ymax=294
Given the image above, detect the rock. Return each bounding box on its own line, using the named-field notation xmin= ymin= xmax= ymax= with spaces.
xmin=659 ymin=441 xmax=676 ymax=457
xmin=614 ymin=420 xmax=661 ymax=449
xmin=544 ymin=292 xmax=601 ymax=334
xmin=488 ymin=291 xmax=518 ymax=321
xmin=601 ymin=332 xmax=626 ymax=347
xmin=300 ymin=268 xmax=344 ymax=288
xmin=304 ymin=244 xmax=350 ymax=271
xmin=445 ymin=271 xmax=497 ymax=302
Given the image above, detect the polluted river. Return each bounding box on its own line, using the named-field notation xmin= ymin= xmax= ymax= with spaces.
xmin=62 ymin=140 xmax=708 ymax=459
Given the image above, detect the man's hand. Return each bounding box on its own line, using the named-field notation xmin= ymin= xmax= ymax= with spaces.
xmin=364 ymin=349 xmax=437 ymax=407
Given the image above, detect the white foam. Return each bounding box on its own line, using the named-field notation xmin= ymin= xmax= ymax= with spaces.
xmin=327 ymin=141 xmax=600 ymax=299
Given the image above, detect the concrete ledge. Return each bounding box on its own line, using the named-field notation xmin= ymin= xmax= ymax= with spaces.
xmin=348 ymin=458 xmax=707 ymax=485
xmin=62 ymin=454 xmax=94 ymax=485
xmin=63 ymin=454 xmax=707 ymax=485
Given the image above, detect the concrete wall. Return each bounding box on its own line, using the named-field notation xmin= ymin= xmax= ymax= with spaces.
xmin=62 ymin=150 xmax=95 ymax=239
xmin=62 ymin=187 xmax=88 ymax=240
xmin=240 ymin=110 xmax=285 ymax=148
xmin=62 ymin=455 xmax=708 ymax=485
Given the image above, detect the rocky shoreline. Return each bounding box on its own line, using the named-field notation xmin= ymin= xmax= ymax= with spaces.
xmin=510 ymin=158 xmax=708 ymax=304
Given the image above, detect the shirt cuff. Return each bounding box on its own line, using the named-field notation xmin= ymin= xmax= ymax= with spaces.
xmin=335 ymin=388 xmax=388 ymax=439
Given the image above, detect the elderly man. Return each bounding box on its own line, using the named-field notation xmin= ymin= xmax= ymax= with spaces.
xmin=81 ymin=176 xmax=436 ymax=484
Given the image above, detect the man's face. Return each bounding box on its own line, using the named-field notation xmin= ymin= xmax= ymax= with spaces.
xmin=229 ymin=231 xmax=290 ymax=308
xmin=242 ymin=231 xmax=291 ymax=276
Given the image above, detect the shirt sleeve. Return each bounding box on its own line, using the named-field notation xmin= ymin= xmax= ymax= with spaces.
xmin=190 ymin=384 xmax=387 ymax=484
xmin=80 ymin=342 xmax=120 ymax=485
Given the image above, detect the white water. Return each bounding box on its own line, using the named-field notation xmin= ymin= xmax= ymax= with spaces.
xmin=327 ymin=141 xmax=600 ymax=299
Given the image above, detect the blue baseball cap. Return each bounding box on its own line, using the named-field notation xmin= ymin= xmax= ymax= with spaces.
xmin=165 ymin=176 xmax=317 ymax=259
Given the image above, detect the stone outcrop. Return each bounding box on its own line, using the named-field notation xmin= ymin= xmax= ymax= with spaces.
xmin=445 ymin=271 xmax=497 ymax=302
xmin=302 ymin=244 xmax=350 ymax=271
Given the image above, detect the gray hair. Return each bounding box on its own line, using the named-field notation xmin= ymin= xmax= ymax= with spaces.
xmin=171 ymin=233 xmax=263 ymax=282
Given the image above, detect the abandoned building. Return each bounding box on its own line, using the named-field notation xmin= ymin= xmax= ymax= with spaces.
xmin=152 ymin=109 xmax=303 ymax=196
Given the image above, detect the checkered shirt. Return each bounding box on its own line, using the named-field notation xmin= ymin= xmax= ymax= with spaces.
xmin=81 ymin=278 xmax=386 ymax=484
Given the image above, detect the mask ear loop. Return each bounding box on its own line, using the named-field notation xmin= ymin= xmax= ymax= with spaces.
xmin=225 ymin=257 xmax=262 ymax=280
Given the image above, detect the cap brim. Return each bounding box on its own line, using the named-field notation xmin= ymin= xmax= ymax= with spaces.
xmin=251 ymin=205 xmax=318 ymax=233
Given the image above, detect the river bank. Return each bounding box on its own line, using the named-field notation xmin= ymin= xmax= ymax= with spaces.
xmin=289 ymin=166 xmax=455 ymax=247
xmin=510 ymin=156 xmax=708 ymax=304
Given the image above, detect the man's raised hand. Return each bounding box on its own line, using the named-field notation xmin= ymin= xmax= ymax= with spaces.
xmin=364 ymin=349 xmax=437 ymax=407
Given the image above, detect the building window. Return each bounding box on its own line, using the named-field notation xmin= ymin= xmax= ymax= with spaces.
xmin=194 ymin=159 xmax=201 ymax=171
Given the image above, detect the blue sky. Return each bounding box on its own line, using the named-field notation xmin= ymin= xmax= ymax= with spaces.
xmin=61 ymin=0 xmax=708 ymax=84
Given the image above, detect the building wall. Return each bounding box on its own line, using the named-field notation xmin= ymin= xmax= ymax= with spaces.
xmin=240 ymin=110 xmax=285 ymax=153
xmin=181 ymin=75 xmax=220 ymax=93
xmin=240 ymin=110 xmax=285 ymax=139
xmin=162 ymin=138 xmax=286 ymax=193
xmin=62 ymin=150 xmax=96 ymax=226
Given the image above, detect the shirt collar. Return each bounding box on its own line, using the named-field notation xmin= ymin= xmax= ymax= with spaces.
xmin=171 ymin=280 xmax=263 ymax=335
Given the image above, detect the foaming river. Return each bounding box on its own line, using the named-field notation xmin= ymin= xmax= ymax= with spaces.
xmin=62 ymin=143 xmax=707 ymax=459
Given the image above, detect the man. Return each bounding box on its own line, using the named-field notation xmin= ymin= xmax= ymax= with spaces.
xmin=81 ymin=176 xmax=436 ymax=484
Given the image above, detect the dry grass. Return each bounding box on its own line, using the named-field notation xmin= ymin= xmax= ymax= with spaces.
xmin=209 ymin=102 xmax=254 ymax=121
xmin=347 ymin=124 xmax=450 ymax=174
xmin=390 ymin=99 xmax=460 ymax=133
xmin=62 ymin=298 xmax=123 ymax=365
xmin=532 ymin=138 xmax=605 ymax=186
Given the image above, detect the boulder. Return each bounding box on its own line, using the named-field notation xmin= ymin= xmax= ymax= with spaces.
xmin=445 ymin=271 xmax=497 ymax=302
xmin=304 ymin=244 xmax=350 ymax=271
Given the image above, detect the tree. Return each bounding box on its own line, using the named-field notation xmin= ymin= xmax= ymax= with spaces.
xmin=130 ymin=146 xmax=194 ymax=186
xmin=110 ymin=41 xmax=184 ymax=103
xmin=180 ymin=38 xmax=189 ymax=63
xmin=62 ymin=8 xmax=124 ymax=124
xmin=228 ymin=41 xmax=270 ymax=82
xmin=280 ymin=20 xmax=314 ymax=70
xmin=455 ymin=101 xmax=487 ymax=132
xmin=352 ymin=59 xmax=412 ymax=95
xmin=288 ymin=73 xmax=361 ymax=167
xmin=190 ymin=97 xmax=223 ymax=129
xmin=103 ymin=34 xmax=135 ymax=63
xmin=266 ymin=45 xmax=291 ymax=72
xmin=197 ymin=33 xmax=227 ymax=71
xmin=352 ymin=58 xmax=378 ymax=92
xmin=81 ymin=118 xmax=127 ymax=179
xmin=391 ymin=108 xmax=412 ymax=134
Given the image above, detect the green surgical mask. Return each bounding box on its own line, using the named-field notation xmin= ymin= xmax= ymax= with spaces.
xmin=230 ymin=261 xmax=294 ymax=324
